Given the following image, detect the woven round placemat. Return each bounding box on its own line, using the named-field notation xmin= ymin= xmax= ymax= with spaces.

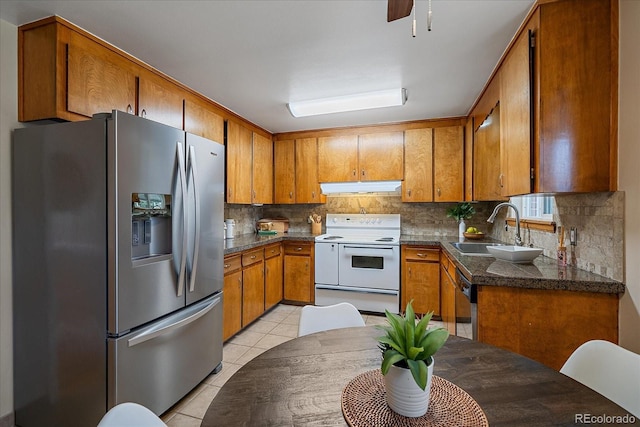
xmin=341 ymin=370 xmax=489 ymax=427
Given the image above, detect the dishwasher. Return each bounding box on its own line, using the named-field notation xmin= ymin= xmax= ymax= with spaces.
xmin=457 ymin=269 xmax=477 ymax=341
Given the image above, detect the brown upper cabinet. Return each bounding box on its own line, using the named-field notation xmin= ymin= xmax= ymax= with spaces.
xmin=318 ymin=132 xmax=403 ymax=182
xmin=137 ymin=70 xmax=184 ymax=129
xmin=272 ymin=137 xmax=329 ymax=204
xmin=184 ymin=95 xmax=224 ymax=143
xmin=227 ymin=120 xmax=273 ymax=204
xmin=473 ymin=0 xmax=618 ymax=196
xmin=403 ymin=126 xmax=464 ymax=202
xmin=474 ymin=103 xmax=505 ymax=201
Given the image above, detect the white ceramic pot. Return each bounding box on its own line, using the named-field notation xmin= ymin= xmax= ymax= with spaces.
xmin=384 ymin=359 xmax=434 ymax=417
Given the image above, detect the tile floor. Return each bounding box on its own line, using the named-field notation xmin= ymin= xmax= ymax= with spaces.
xmin=160 ymin=304 xmax=454 ymax=426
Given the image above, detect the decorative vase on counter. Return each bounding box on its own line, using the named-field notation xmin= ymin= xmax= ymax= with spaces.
xmin=459 ymin=220 xmax=466 ymax=239
xmin=384 ymin=360 xmax=434 ymax=417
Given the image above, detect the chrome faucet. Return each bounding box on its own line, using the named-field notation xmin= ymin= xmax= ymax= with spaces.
xmin=487 ymin=202 xmax=523 ymax=246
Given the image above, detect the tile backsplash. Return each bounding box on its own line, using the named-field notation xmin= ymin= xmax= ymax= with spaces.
xmin=227 ymin=191 xmax=624 ymax=282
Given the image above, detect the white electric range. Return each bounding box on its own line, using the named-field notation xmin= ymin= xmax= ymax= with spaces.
xmin=314 ymin=213 xmax=401 ymax=314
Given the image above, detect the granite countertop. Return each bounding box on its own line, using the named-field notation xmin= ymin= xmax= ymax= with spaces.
xmin=403 ymin=235 xmax=624 ymax=295
xmin=224 ymin=232 xmax=625 ymax=295
xmin=224 ymin=232 xmax=316 ymax=255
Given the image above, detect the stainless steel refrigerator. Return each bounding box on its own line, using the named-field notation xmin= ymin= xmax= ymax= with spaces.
xmin=12 ymin=111 xmax=225 ymax=426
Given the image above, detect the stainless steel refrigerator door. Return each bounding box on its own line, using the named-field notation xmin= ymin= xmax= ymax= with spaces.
xmin=107 ymin=293 xmax=223 ymax=415
xmin=108 ymin=111 xmax=187 ymax=334
xmin=185 ymin=133 xmax=225 ymax=305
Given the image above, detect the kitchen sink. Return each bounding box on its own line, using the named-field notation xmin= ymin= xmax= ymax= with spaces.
xmin=450 ymin=242 xmax=505 ymax=256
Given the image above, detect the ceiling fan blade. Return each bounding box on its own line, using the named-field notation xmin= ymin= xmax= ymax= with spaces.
xmin=387 ymin=0 xmax=414 ymax=22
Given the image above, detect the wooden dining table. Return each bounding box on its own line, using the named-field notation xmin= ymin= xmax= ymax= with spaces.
xmin=202 ymin=326 xmax=637 ymax=426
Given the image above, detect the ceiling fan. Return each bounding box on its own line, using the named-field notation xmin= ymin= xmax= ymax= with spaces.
xmin=387 ymin=0 xmax=414 ymax=22
xmin=387 ymin=0 xmax=433 ymax=35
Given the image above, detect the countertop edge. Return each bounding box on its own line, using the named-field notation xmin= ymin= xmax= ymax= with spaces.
xmin=224 ymin=233 xmax=625 ymax=295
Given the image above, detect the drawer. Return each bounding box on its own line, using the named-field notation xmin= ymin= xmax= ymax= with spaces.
xmin=284 ymin=242 xmax=312 ymax=256
xmin=403 ymin=247 xmax=439 ymax=262
xmin=223 ymin=255 xmax=242 ymax=275
xmin=264 ymin=243 xmax=281 ymax=259
xmin=242 ymin=248 xmax=264 ymax=267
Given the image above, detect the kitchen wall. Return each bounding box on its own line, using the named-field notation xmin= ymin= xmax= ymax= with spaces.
xmin=0 ymin=18 xmax=18 ymax=425
xmin=618 ymin=0 xmax=640 ymax=353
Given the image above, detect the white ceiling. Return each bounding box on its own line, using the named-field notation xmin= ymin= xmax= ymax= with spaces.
xmin=0 ymin=0 xmax=534 ymax=134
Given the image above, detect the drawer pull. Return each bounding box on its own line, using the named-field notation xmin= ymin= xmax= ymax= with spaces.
xmin=417 ymin=253 xmax=425 ymax=257
xmin=224 ymin=263 xmax=230 ymax=268
xmin=296 ymin=247 xmax=302 ymax=251
xmin=250 ymin=255 xmax=256 ymax=259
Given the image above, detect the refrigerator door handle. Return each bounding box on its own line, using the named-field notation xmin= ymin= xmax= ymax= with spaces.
xmin=187 ymin=145 xmax=200 ymax=293
xmin=127 ymin=295 xmax=221 ymax=347
xmin=176 ymin=142 xmax=188 ymax=297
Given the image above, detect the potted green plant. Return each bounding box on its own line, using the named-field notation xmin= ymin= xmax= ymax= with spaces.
xmin=376 ymin=301 xmax=449 ymax=417
xmin=446 ymin=202 xmax=476 ymax=239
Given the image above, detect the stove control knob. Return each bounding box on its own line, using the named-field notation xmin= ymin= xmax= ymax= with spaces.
xmin=332 ymin=217 xmax=338 ymax=223
xmin=376 ymin=218 xmax=381 ymax=223
xmin=359 ymin=218 xmax=365 ymax=223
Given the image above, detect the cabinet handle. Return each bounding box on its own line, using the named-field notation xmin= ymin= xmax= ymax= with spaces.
xmin=228 ymin=187 xmax=232 ymax=197
xmin=311 ymin=191 xmax=315 ymax=199
xmin=361 ymin=169 xmax=366 ymax=177
xmin=437 ymin=188 xmax=441 ymax=196
xmin=253 ymin=190 xmax=256 ymax=200
xmin=408 ymin=267 xmax=412 ymax=278
xmin=250 ymin=255 xmax=256 ymax=259
xmin=224 ymin=263 xmax=230 ymax=268
xmin=289 ymin=191 xmax=293 ymax=199
xmin=126 ymin=104 xmax=133 ymax=114
xmin=140 ymin=109 xmax=146 ymax=118
xmin=407 ymin=189 xmax=412 ymax=197
xmin=499 ymin=173 xmax=504 ymax=188
xmin=417 ymin=253 xmax=425 ymax=257
xmin=352 ymin=169 xmax=357 ymax=176
xmin=295 ymin=247 xmax=302 ymax=251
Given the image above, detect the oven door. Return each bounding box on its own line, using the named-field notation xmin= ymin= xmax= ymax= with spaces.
xmin=338 ymin=244 xmax=399 ymax=290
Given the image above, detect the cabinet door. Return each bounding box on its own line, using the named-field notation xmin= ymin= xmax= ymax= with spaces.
xmin=358 ymin=132 xmax=404 ymax=181
xmin=223 ymin=270 xmax=242 ymax=341
xmin=440 ymin=264 xmax=456 ymax=335
xmin=67 ymin=31 xmax=136 ymax=118
xmin=138 ymin=72 xmax=184 ymax=129
xmin=317 ymin=135 xmax=358 ymax=182
xmin=433 ymin=126 xmax=464 ymax=202
xmin=474 ymin=104 xmax=504 ymax=201
xmin=265 ymin=250 xmax=283 ymax=310
xmin=226 ymin=120 xmax=253 ymax=204
xmin=284 ymin=250 xmax=313 ymax=303
xmin=184 ymin=97 xmax=224 ymax=143
xmin=242 ymin=262 xmax=265 ymax=326
xmin=274 ymin=140 xmax=296 ymax=204
xmin=295 ymin=138 xmax=321 ymax=204
xmin=402 ymin=128 xmax=433 ymax=202
xmin=500 ymin=25 xmax=533 ymax=197
xmin=252 ymin=133 xmax=273 ymax=204
xmin=401 ymin=247 xmax=440 ymax=316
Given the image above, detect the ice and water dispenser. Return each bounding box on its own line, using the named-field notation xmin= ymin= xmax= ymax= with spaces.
xmin=131 ymin=193 xmax=171 ymax=260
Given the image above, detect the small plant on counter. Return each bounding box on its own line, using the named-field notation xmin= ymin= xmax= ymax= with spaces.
xmin=446 ymin=202 xmax=476 ymax=222
xmin=376 ymin=301 xmax=449 ymax=390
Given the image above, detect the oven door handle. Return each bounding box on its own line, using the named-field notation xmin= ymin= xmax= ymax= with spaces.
xmin=341 ymin=246 xmax=396 ymax=256
xmin=315 ymin=284 xmax=398 ymax=295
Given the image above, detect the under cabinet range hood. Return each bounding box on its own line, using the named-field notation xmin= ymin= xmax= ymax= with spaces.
xmin=320 ymin=181 xmax=402 ymax=194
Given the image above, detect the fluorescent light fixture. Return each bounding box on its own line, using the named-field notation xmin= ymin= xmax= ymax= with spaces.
xmin=320 ymin=181 xmax=402 ymax=194
xmin=287 ymin=88 xmax=407 ymax=118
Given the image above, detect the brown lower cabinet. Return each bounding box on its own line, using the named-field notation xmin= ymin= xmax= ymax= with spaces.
xmin=241 ymin=248 xmax=265 ymax=326
xmin=439 ymin=252 xmax=457 ymax=335
xmin=477 ymin=286 xmax=619 ymax=370
xmin=222 ymin=254 xmax=242 ymax=341
xmin=264 ymin=243 xmax=283 ymax=310
xmin=283 ymin=241 xmax=314 ymax=303
xmin=401 ymin=246 xmax=440 ymax=316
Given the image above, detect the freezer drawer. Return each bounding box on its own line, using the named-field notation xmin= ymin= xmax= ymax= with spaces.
xmin=107 ymin=293 xmax=223 ymax=415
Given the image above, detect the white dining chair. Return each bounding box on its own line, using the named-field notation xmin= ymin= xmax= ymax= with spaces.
xmin=298 ymin=302 xmax=366 ymax=337
xmin=560 ymin=340 xmax=640 ymax=417
xmin=97 ymin=402 xmax=167 ymax=427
